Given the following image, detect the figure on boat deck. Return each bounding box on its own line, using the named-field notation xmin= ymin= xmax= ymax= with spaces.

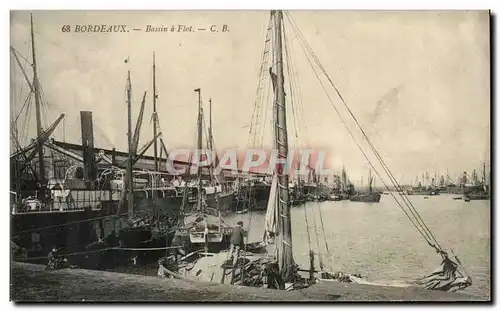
xmin=46 ymin=247 xmax=74 ymax=270
xmin=229 ymin=221 xmax=245 ymax=266
xmin=157 ymin=251 xmax=179 ymax=278
xmin=170 ymin=234 xmax=186 ymax=262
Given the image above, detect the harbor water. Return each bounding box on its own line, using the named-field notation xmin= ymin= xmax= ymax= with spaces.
xmin=225 ymin=194 xmax=490 ymax=299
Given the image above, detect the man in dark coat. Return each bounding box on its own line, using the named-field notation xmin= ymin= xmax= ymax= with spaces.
xmin=229 ymin=221 xmax=245 ymax=266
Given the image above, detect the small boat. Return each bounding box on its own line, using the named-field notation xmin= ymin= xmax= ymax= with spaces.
xmin=452 ymin=196 xmax=463 ymax=200
xmin=463 ymin=193 xmax=489 ymax=201
xmin=180 ymin=208 xmax=232 ymax=244
xmin=329 ymin=194 xmax=342 ymax=201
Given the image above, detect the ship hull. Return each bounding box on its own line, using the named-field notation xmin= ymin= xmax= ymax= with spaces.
xmin=11 ymin=210 xmax=102 ymax=254
xmin=234 ymin=183 xmax=270 ymax=211
xmin=349 ymin=192 xmax=381 ymax=203
xmin=206 ymin=191 xmax=234 ymax=215
xmin=133 ymin=191 xmax=184 ymax=215
xmin=132 ymin=187 xmax=234 ymax=215
xmin=10 ymin=189 xmax=120 ymax=257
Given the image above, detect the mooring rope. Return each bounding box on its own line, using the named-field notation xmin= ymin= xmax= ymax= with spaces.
xmin=20 ymin=245 xmax=183 ymax=262
xmin=12 ymin=213 xmax=128 ymax=238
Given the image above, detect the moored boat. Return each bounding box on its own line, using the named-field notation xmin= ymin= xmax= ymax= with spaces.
xmin=463 ymin=193 xmax=489 ymax=201
xmin=349 ymin=192 xmax=381 ymax=203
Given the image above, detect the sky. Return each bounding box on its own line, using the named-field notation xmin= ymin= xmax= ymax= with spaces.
xmin=9 ymin=10 xmax=490 ymax=185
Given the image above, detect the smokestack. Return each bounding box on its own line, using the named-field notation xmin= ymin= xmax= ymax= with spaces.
xmin=80 ymin=111 xmax=95 ymax=187
xmin=112 ymin=147 xmax=116 ymax=165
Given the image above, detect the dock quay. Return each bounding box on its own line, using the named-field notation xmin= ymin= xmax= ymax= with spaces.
xmin=11 ymin=262 xmax=481 ymax=302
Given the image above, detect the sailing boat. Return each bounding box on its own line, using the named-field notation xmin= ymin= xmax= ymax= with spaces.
xmin=172 ymin=89 xmax=233 ymax=252
xmin=172 ymin=11 xmax=304 ymax=289
xmin=163 ymin=10 xmax=472 ymax=293
xmin=349 ymin=169 xmax=381 ymax=203
xmin=200 ymin=97 xmax=235 ymax=213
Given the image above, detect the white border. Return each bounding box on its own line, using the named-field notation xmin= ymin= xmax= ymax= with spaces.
xmin=3 ymin=0 xmax=497 ymax=310
xmin=4 ymin=0 xmax=500 ymax=10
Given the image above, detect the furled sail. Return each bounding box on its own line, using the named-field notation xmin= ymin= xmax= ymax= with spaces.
xmin=343 ymin=253 xmax=471 ymax=292
xmin=263 ymin=173 xmax=279 ymax=244
xmin=417 ymin=253 xmax=472 ymax=292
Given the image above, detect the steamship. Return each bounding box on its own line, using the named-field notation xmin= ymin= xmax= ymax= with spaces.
xmin=10 ymin=15 xmax=236 ymax=261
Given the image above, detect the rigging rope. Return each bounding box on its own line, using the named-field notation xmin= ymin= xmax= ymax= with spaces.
xmin=282 ymin=27 xmax=311 ymax=148
xmin=22 ymin=245 xmax=184 ymax=262
xmin=12 ymin=213 xmax=128 ymax=238
xmin=237 ymin=14 xmax=276 ymax=247
xmin=294 ymin=31 xmax=438 ymax=249
xmin=20 ymin=95 xmax=34 ymax=147
xmin=258 ymin=73 xmax=273 ymax=149
xmin=10 ymin=46 xmax=31 ymax=66
xmin=247 ymin=17 xmax=273 ymax=150
xmin=12 ymin=91 xmax=33 ymax=132
xmin=284 ymin=11 xmax=446 ymax=254
xmin=283 ymin=22 xmax=315 ymax=266
xmin=283 ymin=19 xmax=336 ymax=272
xmin=310 ymin=204 xmax=324 ymax=270
xmin=316 ymin=203 xmax=334 ymax=271
xmin=94 ymin=124 xmax=115 ymax=148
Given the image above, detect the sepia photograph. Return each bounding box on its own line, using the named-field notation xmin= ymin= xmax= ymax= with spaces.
xmin=9 ymin=9 xmax=491 ymax=302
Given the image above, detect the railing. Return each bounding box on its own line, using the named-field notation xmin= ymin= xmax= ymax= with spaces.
xmin=11 ymin=189 xmax=115 ymax=215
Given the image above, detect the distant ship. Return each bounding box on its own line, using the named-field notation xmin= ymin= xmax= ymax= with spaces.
xmin=349 ymin=192 xmax=381 ymax=203
xmin=464 ymin=164 xmax=490 ymax=202
xmin=349 ymin=169 xmax=381 ymax=203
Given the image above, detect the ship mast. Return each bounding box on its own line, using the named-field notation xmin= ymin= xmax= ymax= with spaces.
xmin=30 ymin=14 xmax=46 ymax=198
xmin=208 ymin=98 xmax=213 ymax=153
xmin=195 ymin=88 xmax=203 ymax=212
xmin=126 ymin=70 xmax=134 ymax=218
xmin=369 ymin=169 xmax=374 ymax=193
xmin=341 ymin=166 xmax=347 ymax=192
xmin=152 ymin=52 xmax=159 ymax=172
xmin=483 ymin=162 xmax=487 ymax=193
xmin=208 ymin=98 xmax=215 ymax=182
xmin=272 ymin=10 xmax=294 ymax=282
